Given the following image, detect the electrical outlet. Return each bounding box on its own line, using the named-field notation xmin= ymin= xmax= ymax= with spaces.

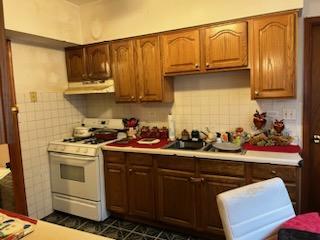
xmin=288 ymin=109 xmax=297 ymax=120
xmin=283 ymin=108 xmax=297 ymax=120
xmin=267 ymin=111 xmax=280 ymax=119
xmin=29 ymin=92 xmax=37 ymax=103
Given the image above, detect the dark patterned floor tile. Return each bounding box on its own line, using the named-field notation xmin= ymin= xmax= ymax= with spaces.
xmin=78 ymin=220 xmax=110 ymax=234
xmin=158 ymin=231 xmax=189 ymax=240
xmin=41 ymin=211 xmax=69 ymax=224
xmin=58 ymin=215 xmax=88 ymax=229
xmin=103 ymin=216 xmax=118 ymax=225
xmin=112 ymin=219 xmax=138 ymax=231
xmin=134 ymin=224 xmax=162 ymax=237
xmin=126 ymin=232 xmax=156 ymax=240
xmin=100 ymin=226 xmax=131 ymax=239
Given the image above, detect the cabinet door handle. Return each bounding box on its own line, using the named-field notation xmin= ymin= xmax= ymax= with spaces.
xmin=255 ymin=91 xmax=259 ymax=96
xmin=139 ymin=96 xmax=143 ymax=100
xmin=271 ymin=170 xmax=277 ymax=175
xmin=206 ymin=63 xmax=210 ymax=68
xmin=131 ymin=96 xmax=135 ymax=100
xmin=189 ymin=177 xmax=203 ymax=183
xmin=195 ymin=63 xmax=199 ymax=69
xmin=128 ymin=169 xmax=133 ymax=173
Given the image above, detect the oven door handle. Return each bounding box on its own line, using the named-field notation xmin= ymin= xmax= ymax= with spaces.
xmin=49 ymin=152 xmax=97 ymax=162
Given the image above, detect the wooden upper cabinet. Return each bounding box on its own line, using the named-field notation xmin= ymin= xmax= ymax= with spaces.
xmin=161 ymin=29 xmax=201 ymax=74
xmin=203 ymin=22 xmax=248 ymax=70
xmin=252 ymin=13 xmax=296 ymax=99
xmin=135 ymin=36 xmax=162 ymax=102
xmin=65 ymin=48 xmax=86 ymax=82
xmin=111 ymin=40 xmax=136 ymax=102
xmin=86 ymin=44 xmax=111 ymax=80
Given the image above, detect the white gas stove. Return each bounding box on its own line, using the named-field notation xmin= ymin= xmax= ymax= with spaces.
xmin=47 ymin=118 xmax=124 ymax=221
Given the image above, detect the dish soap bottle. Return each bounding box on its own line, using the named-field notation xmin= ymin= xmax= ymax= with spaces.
xmin=168 ymin=114 xmax=176 ymax=141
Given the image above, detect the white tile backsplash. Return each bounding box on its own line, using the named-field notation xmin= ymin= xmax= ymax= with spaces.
xmin=16 ymin=92 xmax=86 ymax=219
xmin=86 ymin=70 xmax=301 ymax=143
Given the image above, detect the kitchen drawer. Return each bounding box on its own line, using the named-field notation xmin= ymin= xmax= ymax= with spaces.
xmin=251 ymin=163 xmax=297 ymax=182
xmin=127 ymin=153 xmax=153 ymax=166
xmin=103 ymin=151 xmax=126 ymax=163
xmin=154 ymin=155 xmax=195 ymax=172
xmin=253 ymin=179 xmax=297 ymax=202
xmin=199 ymin=159 xmax=245 ymax=177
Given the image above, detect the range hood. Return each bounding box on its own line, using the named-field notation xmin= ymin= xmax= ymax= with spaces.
xmin=64 ymin=79 xmax=115 ymax=95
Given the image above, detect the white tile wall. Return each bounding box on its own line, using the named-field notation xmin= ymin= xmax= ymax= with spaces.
xmin=86 ymin=70 xmax=301 ymax=143
xmin=16 ymin=92 xmax=86 ymax=219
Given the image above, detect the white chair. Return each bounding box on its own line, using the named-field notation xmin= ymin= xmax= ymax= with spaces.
xmin=217 ymin=177 xmax=295 ymax=240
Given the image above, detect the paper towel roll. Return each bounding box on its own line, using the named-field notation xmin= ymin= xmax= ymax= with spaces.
xmin=168 ymin=114 xmax=176 ymax=141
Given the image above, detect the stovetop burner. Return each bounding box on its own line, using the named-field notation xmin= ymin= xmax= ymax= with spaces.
xmin=62 ymin=137 xmax=116 ymax=145
xmin=63 ymin=137 xmax=85 ymax=143
xmin=83 ymin=138 xmax=109 ymax=145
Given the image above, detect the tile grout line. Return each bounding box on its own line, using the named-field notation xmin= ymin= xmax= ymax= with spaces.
xmin=122 ymin=224 xmax=139 ymax=240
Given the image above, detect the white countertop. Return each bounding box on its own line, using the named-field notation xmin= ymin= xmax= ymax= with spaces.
xmin=102 ymin=145 xmax=302 ymax=166
xmin=23 ymin=220 xmax=112 ymax=240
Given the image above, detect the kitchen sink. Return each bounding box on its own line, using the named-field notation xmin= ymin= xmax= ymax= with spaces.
xmin=162 ymin=140 xmax=208 ymax=151
xmin=202 ymin=143 xmax=246 ymax=154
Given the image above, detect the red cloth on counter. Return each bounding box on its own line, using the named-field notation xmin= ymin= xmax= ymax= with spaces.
xmin=106 ymin=138 xmax=170 ymax=149
xmin=243 ymin=143 xmax=301 ymax=153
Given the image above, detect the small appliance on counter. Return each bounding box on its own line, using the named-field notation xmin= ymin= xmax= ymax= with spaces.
xmin=191 ymin=130 xmax=200 ymax=141
xmin=48 ymin=118 xmax=124 ymax=221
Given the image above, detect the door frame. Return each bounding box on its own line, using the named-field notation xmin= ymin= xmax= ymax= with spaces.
xmin=0 ymin=0 xmax=28 ymax=215
xmin=303 ymin=16 xmax=320 ymax=212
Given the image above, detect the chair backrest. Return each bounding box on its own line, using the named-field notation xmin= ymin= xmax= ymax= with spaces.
xmin=217 ymin=177 xmax=295 ymax=240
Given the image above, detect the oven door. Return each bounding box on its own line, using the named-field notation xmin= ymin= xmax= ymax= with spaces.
xmin=49 ymin=152 xmax=101 ymax=201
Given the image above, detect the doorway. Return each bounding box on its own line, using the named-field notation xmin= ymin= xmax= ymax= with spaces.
xmin=0 ymin=0 xmax=27 ymax=214
xmin=303 ymin=17 xmax=320 ymax=212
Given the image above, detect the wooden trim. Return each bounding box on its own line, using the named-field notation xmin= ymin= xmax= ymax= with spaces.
xmin=302 ymin=17 xmax=320 ymax=212
xmin=5 ymin=40 xmax=28 ymax=215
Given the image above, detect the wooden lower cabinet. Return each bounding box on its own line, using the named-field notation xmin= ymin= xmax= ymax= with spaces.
xmin=250 ymin=163 xmax=301 ymax=213
xmin=157 ymin=168 xmax=196 ymax=229
xmin=199 ymin=175 xmax=245 ymax=234
xmin=104 ymin=163 xmax=128 ymax=214
xmin=103 ymin=151 xmax=301 ymax=238
xmin=128 ymin=165 xmax=155 ymax=219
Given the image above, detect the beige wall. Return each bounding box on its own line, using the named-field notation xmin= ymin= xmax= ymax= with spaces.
xmin=80 ymin=0 xmax=303 ymax=43
xmin=3 ymin=0 xmax=82 ymax=44
xmin=0 ymin=144 xmax=10 ymax=167
xmin=11 ymin=42 xmax=69 ymax=93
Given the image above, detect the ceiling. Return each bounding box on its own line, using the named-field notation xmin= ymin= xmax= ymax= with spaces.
xmin=66 ymin=0 xmax=98 ymax=5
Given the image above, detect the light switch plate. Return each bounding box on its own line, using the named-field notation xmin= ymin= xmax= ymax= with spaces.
xmin=29 ymin=92 xmax=37 ymax=103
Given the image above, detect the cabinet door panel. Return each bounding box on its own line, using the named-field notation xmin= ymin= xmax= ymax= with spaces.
xmin=204 ymin=22 xmax=248 ymax=69
xmin=111 ymin=41 xmax=136 ymax=102
xmin=199 ymin=175 xmax=245 ymax=233
xmin=252 ymin=13 xmax=296 ymax=98
xmin=65 ymin=48 xmax=86 ymax=82
xmin=105 ymin=163 xmax=128 ymax=214
xmin=86 ymin=44 xmax=111 ymax=79
xmin=162 ymin=30 xmax=200 ymax=73
xmin=157 ymin=169 xmax=196 ymax=228
xmin=136 ymin=36 xmax=162 ymax=102
xmin=128 ymin=165 xmax=155 ymax=219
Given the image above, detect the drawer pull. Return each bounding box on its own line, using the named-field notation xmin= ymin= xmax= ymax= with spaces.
xmin=271 ymin=170 xmax=277 ymax=175
xmin=128 ymin=168 xmax=133 ymax=173
xmin=190 ymin=177 xmax=204 ymax=183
